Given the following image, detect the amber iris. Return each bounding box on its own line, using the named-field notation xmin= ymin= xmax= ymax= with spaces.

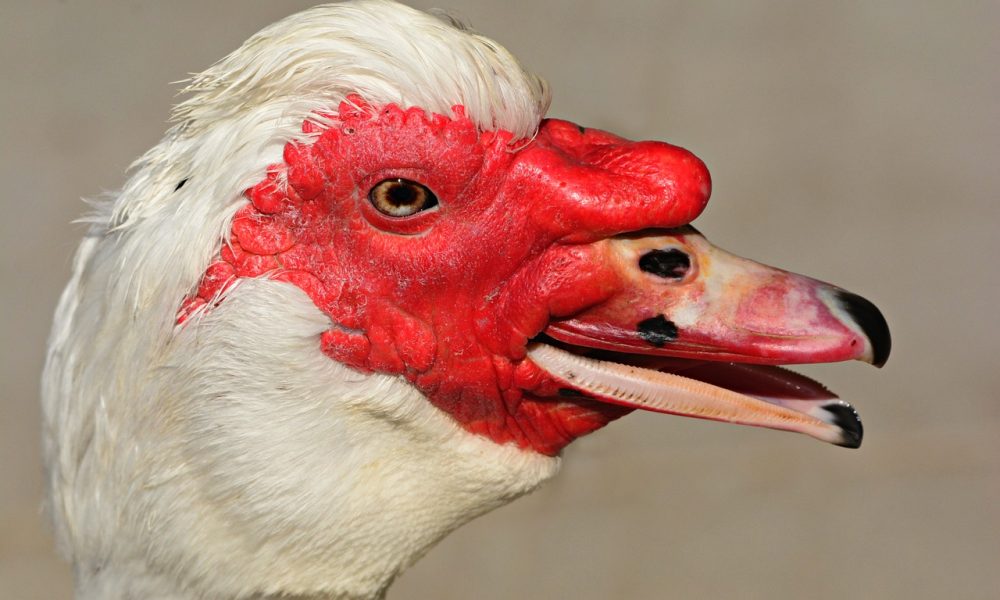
xmin=369 ymin=178 xmax=439 ymax=217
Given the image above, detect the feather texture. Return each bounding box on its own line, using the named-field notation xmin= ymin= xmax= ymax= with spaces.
xmin=43 ymin=3 xmax=555 ymax=598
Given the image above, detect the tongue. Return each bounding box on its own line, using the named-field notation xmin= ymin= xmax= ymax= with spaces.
xmin=527 ymin=343 xmax=863 ymax=448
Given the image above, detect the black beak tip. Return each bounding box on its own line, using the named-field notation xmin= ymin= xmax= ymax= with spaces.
xmin=836 ymin=290 xmax=891 ymax=368
xmin=824 ymin=402 xmax=864 ymax=449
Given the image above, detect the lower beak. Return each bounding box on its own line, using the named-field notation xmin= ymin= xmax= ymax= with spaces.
xmin=530 ymin=227 xmax=890 ymax=448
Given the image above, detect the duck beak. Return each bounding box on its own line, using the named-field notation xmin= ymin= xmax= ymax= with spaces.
xmin=530 ymin=227 xmax=890 ymax=448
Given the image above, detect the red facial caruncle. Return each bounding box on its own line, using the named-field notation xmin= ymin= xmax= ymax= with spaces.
xmin=184 ymin=96 xmax=889 ymax=456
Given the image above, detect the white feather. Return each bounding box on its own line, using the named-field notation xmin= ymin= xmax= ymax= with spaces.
xmin=42 ymin=2 xmax=555 ymax=598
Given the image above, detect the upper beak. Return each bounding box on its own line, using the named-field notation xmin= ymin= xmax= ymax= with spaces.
xmin=546 ymin=227 xmax=890 ymax=367
xmin=529 ymin=227 xmax=890 ymax=448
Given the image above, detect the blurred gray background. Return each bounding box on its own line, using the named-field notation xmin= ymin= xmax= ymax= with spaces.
xmin=2 ymin=1 xmax=997 ymax=598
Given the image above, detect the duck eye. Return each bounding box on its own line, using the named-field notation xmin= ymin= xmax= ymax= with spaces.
xmin=369 ymin=178 xmax=439 ymax=217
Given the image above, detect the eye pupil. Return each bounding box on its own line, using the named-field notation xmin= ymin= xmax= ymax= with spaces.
xmin=386 ymin=183 xmax=416 ymax=207
xmin=369 ymin=178 xmax=438 ymax=217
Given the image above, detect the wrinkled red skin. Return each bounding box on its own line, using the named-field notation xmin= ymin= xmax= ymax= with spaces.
xmin=184 ymin=99 xmax=711 ymax=455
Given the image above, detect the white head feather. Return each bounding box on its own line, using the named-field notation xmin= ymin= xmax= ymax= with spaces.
xmin=43 ymin=2 xmax=555 ymax=598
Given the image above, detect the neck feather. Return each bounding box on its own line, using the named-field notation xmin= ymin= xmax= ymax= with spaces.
xmin=48 ymin=280 xmax=558 ymax=599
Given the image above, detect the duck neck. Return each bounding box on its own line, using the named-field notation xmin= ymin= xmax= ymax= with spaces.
xmin=53 ymin=283 xmax=562 ymax=600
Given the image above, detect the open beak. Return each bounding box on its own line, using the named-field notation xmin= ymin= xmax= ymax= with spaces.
xmin=528 ymin=227 xmax=890 ymax=448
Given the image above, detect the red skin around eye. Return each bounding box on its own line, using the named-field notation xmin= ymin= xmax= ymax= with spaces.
xmin=182 ymin=97 xmax=711 ymax=455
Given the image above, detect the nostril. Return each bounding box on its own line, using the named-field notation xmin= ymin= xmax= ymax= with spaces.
xmin=639 ymin=248 xmax=690 ymax=280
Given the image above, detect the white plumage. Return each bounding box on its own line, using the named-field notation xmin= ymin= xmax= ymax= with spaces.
xmin=44 ymin=3 xmax=556 ymax=598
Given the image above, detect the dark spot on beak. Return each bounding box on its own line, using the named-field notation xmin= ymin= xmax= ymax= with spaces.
xmin=174 ymin=178 xmax=189 ymax=192
xmin=823 ymin=402 xmax=864 ymax=449
xmin=639 ymin=248 xmax=690 ymax=280
xmin=835 ymin=291 xmax=891 ymax=367
xmin=637 ymin=315 xmax=678 ymax=347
